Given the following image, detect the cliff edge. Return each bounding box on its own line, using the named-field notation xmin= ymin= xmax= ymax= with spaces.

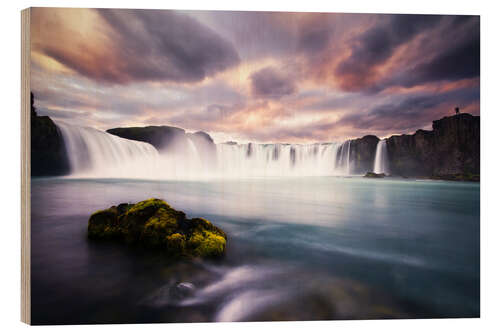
xmin=386 ymin=113 xmax=479 ymax=177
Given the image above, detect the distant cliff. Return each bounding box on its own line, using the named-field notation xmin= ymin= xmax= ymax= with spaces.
xmin=106 ymin=126 xmax=187 ymax=151
xmin=30 ymin=93 xmax=70 ymax=176
xmin=106 ymin=114 xmax=479 ymax=178
xmin=385 ymin=113 xmax=479 ymax=177
xmin=107 ymin=126 xmax=217 ymax=165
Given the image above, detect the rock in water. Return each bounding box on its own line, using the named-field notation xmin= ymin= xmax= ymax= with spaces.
xmin=88 ymin=198 xmax=227 ymax=259
xmin=364 ymin=172 xmax=386 ymax=178
xmin=171 ymin=282 xmax=196 ymax=300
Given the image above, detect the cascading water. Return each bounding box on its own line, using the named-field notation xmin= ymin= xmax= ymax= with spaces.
xmin=56 ymin=121 xmax=160 ymax=178
xmin=215 ymin=142 xmax=350 ymax=177
xmin=373 ymin=139 xmax=389 ymax=174
xmin=56 ymin=122 xmax=356 ymax=179
xmin=336 ymin=140 xmax=352 ymax=175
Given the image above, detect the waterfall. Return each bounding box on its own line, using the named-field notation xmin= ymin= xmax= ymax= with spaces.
xmin=55 ymin=122 xmax=358 ymax=179
xmin=336 ymin=140 xmax=352 ymax=175
xmin=215 ymin=142 xmax=349 ymax=177
xmin=373 ymin=139 xmax=389 ymax=174
xmin=56 ymin=121 xmax=160 ymax=178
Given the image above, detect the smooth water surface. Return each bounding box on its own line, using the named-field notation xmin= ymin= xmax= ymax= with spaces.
xmin=31 ymin=176 xmax=480 ymax=324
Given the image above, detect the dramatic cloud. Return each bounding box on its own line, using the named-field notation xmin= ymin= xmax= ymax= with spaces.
xmin=390 ymin=16 xmax=480 ymax=89
xmin=34 ymin=8 xmax=240 ymax=84
xmin=296 ymin=14 xmax=336 ymax=55
xmin=337 ymin=85 xmax=480 ymax=133
xmin=31 ymin=9 xmax=480 ymax=143
xmin=250 ymin=67 xmax=296 ymax=99
xmin=333 ymin=15 xmax=480 ymax=93
xmin=334 ymin=15 xmax=443 ymax=91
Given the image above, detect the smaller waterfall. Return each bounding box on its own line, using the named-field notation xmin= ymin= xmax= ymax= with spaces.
xmin=336 ymin=140 xmax=352 ymax=175
xmin=373 ymin=139 xmax=389 ymax=174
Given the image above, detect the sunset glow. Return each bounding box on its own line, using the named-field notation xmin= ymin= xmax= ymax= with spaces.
xmin=31 ymin=8 xmax=479 ymax=143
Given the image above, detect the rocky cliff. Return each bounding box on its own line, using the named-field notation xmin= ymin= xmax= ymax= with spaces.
xmin=385 ymin=113 xmax=479 ymax=177
xmin=30 ymin=93 xmax=70 ymax=176
xmin=349 ymin=135 xmax=380 ymax=174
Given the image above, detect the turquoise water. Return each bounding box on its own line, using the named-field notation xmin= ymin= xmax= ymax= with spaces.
xmin=31 ymin=176 xmax=480 ymax=324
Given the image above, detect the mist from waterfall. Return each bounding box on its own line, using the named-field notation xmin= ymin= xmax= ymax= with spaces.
xmin=56 ymin=121 xmax=160 ymax=178
xmin=215 ymin=142 xmax=352 ymax=177
xmin=373 ymin=139 xmax=389 ymax=174
xmin=56 ymin=122 xmax=357 ymax=179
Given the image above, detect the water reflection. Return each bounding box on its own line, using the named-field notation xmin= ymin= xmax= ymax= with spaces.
xmin=31 ymin=177 xmax=479 ymax=324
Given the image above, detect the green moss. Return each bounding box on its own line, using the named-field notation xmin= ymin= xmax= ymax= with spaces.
xmin=125 ymin=198 xmax=170 ymax=215
xmin=88 ymin=207 xmax=120 ymax=239
xmin=165 ymin=233 xmax=186 ymax=256
xmin=87 ymin=199 xmax=227 ymax=259
xmin=191 ymin=231 xmax=226 ymax=258
xmin=144 ymin=208 xmax=179 ymax=231
xmin=140 ymin=208 xmax=180 ymax=247
xmin=189 ymin=218 xmax=227 ymax=240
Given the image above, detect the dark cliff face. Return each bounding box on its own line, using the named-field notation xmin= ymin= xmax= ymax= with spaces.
xmin=432 ymin=114 xmax=479 ymax=175
xmin=31 ymin=93 xmax=70 ymax=177
xmin=386 ymin=114 xmax=479 ymax=176
xmin=106 ymin=126 xmax=187 ymax=151
xmin=349 ymin=135 xmax=380 ymax=174
xmin=385 ymin=130 xmax=434 ymax=176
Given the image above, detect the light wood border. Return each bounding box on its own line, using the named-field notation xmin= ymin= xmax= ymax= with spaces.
xmin=21 ymin=7 xmax=31 ymax=325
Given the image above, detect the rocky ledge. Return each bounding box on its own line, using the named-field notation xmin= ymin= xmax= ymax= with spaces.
xmin=88 ymin=198 xmax=227 ymax=259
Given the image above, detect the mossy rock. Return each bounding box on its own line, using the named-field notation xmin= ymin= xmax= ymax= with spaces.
xmin=88 ymin=198 xmax=227 ymax=259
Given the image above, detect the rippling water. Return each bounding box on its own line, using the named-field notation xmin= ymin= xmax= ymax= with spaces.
xmin=30 ymin=176 xmax=480 ymax=324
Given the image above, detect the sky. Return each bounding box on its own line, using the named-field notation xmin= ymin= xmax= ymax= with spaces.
xmin=31 ymin=8 xmax=480 ymax=143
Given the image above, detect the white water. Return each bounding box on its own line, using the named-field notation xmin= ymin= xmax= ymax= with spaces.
xmin=373 ymin=139 xmax=389 ymax=174
xmin=215 ymin=142 xmax=352 ymax=177
xmin=56 ymin=122 xmax=356 ymax=179
xmin=56 ymin=121 xmax=160 ymax=178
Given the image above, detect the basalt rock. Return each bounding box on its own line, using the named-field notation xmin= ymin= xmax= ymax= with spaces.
xmin=349 ymin=135 xmax=380 ymax=174
xmin=385 ymin=114 xmax=479 ymax=177
xmin=88 ymin=198 xmax=227 ymax=259
xmin=364 ymin=172 xmax=386 ymax=178
xmin=30 ymin=93 xmax=70 ymax=176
